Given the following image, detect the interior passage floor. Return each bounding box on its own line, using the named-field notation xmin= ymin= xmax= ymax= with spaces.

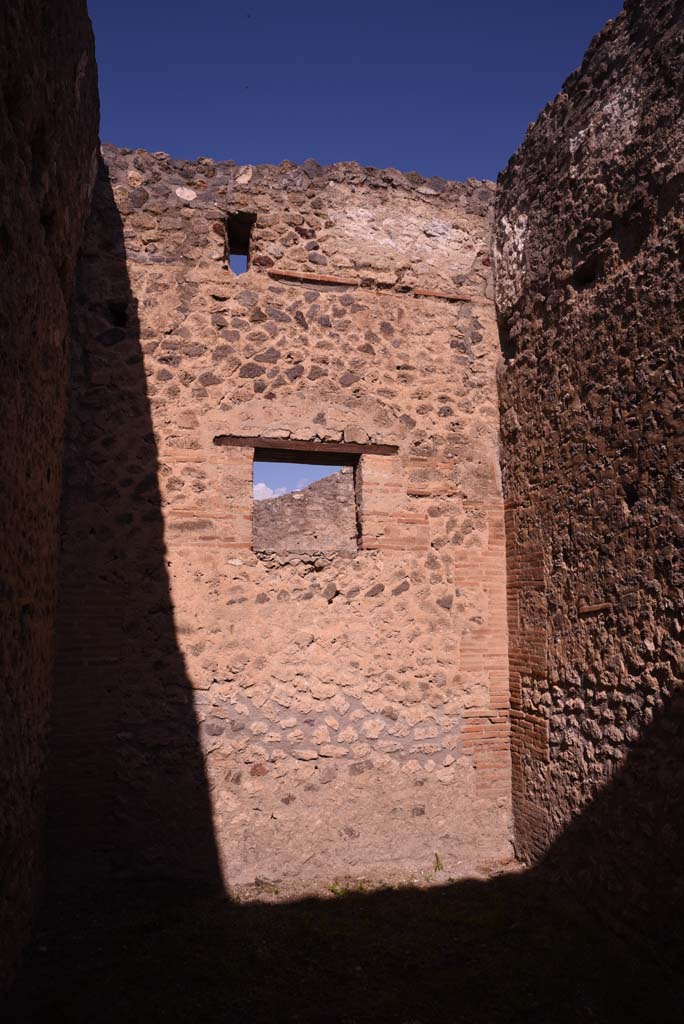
xmin=8 ymin=866 xmax=684 ymax=1023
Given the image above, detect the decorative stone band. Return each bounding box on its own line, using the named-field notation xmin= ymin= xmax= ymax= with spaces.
xmin=267 ymin=268 xmax=359 ymax=287
xmin=412 ymin=287 xmax=472 ymax=302
xmin=578 ymin=601 xmax=614 ymax=616
xmin=267 ymin=267 xmax=472 ymax=302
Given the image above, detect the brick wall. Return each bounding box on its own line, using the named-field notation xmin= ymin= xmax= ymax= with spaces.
xmin=495 ymin=0 xmax=684 ymax=946
xmin=52 ymin=147 xmax=513 ymax=889
xmin=0 ymin=0 xmax=99 ymax=984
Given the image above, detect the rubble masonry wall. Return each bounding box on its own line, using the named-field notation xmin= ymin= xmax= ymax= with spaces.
xmin=495 ymin=0 xmax=684 ymax=943
xmin=0 ymin=0 xmax=98 ymax=983
xmin=53 ymin=146 xmax=513 ymax=887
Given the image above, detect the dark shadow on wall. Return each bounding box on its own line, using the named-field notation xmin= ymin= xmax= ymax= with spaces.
xmin=43 ymin=160 xmax=223 ymax=899
xmin=6 ymin=161 xmax=684 ymax=1022
xmin=8 ymin=700 xmax=684 ymax=1022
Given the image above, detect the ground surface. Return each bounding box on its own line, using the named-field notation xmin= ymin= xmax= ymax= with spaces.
xmin=7 ymin=865 xmax=684 ymax=1023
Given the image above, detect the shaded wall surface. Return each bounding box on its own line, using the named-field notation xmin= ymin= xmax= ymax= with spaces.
xmin=495 ymin=0 xmax=684 ymax=948
xmin=53 ymin=146 xmax=512 ymax=890
xmin=0 ymin=0 xmax=99 ymax=985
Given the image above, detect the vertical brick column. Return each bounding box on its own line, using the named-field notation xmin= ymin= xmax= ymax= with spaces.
xmin=162 ymin=445 xmax=253 ymax=553
xmin=458 ymin=502 xmax=512 ymax=800
xmin=357 ymin=455 xmax=430 ymax=553
xmin=504 ymin=504 xmax=550 ymax=856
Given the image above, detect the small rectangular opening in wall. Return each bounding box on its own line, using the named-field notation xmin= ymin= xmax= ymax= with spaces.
xmin=226 ymin=211 xmax=256 ymax=275
xmin=230 ymin=253 xmax=248 ymax=275
xmin=252 ymin=449 xmax=359 ymax=558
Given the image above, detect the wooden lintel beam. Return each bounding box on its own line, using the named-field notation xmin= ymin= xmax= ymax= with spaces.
xmin=213 ymin=435 xmax=399 ymax=460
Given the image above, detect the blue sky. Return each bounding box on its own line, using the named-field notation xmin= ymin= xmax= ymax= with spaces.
xmin=253 ymin=463 xmax=342 ymax=500
xmin=89 ymin=0 xmax=622 ymax=183
xmin=89 ymin=0 xmax=623 ymax=497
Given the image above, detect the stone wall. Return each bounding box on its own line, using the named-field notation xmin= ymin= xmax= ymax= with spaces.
xmin=51 ymin=146 xmax=512 ymax=891
xmin=0 ymin=0 xmax=99 ymax=984
xmin=253 ymin=468 xmax=358 ymax=556
xmin=495 ymin=0 xmax=684 ymax=946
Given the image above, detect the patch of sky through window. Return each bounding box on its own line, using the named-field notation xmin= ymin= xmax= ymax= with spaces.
xmin=253 ymin=461 xmax=344 ymax=500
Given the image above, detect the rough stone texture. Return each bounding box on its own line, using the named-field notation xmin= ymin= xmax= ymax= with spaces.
xmin=51 ymin=145 xmax=512 ymax=893
xmin=253 ymin=468 xmax=358 ymax=556
xmin=5 ymin=0 xmax=684 ymax=1002
xmin=495 ymin=0 xmax=684 ymax=953
xmin=0 ymin=0 xmax=99 ymax=985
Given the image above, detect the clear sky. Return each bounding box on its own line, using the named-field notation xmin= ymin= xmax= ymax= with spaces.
xmin=89 ymin=0 xmax=623 ymax=497
xmin=254 ymin=463 xmax=342 ymax=500
xmin=89 ymin=0 xmax=623 ymax=183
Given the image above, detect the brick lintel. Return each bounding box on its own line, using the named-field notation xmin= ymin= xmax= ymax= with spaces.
xmin=267 ymin=268 xmax=472 ymax=302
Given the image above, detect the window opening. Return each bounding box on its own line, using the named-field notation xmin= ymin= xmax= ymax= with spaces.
xmin=254 ymin=461 xmax=343 ymax=501
xmin=230 ymin=253 xmax=248 ymax=275
xmin=226 ymin=211 xmax=256 ymax=275
xmin=252 ymin=449 xmax=359 ymax=558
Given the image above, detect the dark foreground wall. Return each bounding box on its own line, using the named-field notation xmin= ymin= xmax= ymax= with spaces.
xmin=0 ymin=0 xmax=98 ymax=985
xmin=495 ymin=0 xmax=684 ymax=949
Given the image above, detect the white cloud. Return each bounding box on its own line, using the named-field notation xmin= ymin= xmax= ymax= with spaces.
xmin=253 ymin=482 xmax=287 ymax=501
